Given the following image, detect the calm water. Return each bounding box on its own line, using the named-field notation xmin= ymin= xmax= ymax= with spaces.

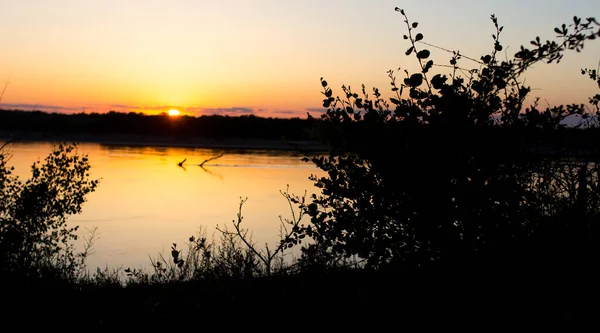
xmin=4 ymin=142 xmax=323 ymax=271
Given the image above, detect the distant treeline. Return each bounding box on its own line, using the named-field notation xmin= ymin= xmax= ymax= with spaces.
xmin=0 ymin=110 xmax=315 ymax=141
xmin=3 ymin=109 xmax=600 ymax=156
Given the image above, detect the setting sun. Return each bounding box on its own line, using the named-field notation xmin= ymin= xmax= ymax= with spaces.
xmin=168 ymin=109 xmax=180 ymax=116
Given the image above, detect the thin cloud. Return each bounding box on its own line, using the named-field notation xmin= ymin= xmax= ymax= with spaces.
xmin=138 ymin=105 xmax=185 ymax=111
xmin=305 ymin=107 xmax=327 ymax=114
xmin=186 ymin=107 xmax=255 ymax=116
xmin=108 ymin=104 xmax=137 ymax=109
xmin=109 ymin=104 xmax=186 ymax=112
xmin=0 ymin=103 xmax=85 ymax=113
xmin=271 ymin=110 xmax=300 ymax=115
xmin=249 ymin=108 xmax=307 ymax=118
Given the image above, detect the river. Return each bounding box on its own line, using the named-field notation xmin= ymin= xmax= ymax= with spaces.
xmin=2 ymin=141 xmax=323 ymax=271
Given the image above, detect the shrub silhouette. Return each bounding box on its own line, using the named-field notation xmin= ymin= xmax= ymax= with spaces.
xmin=0 ymin=143 xmax=99 ymax=282
xmin=123 ymin=187 xmax=308 ymax=284
xmin=287 ymin=9 xmax=600 ymax=269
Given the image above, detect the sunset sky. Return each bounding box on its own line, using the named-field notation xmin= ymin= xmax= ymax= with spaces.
xmin=0 ymin=0 xmax=598 ymax=118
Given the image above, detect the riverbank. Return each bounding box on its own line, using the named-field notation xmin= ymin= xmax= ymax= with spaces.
xmin=0 ymin=130 xmax=328 ymax=152
xmin=4 ymin=267 xmax=598 ymax=330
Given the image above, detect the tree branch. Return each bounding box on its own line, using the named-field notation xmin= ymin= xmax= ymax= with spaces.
xmin=199 ymin=153 xmax=224 ymax=167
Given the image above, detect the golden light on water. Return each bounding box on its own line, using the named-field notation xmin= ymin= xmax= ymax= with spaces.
xmin=168 ymin=109 xmax=180 ymax=116
xmin=5 ymin=142 xmax=322 ymax=270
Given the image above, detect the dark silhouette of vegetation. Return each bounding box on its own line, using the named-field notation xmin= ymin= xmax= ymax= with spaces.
xmin=0 ymin=110 xmax=316 ymax=142
xmin=0 ymin=143 xmax=99 ymax=282
xmin=3 ymin=7 xmax=600 ymax=329
xmin=285 ymin=10 xmax=600 ymax=273
xmin=122 ymin=187 xmax=305 ymax=284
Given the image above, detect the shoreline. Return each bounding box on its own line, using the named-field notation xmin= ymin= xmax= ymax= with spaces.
xmin=0 ymin=131 xmax=328 ymax=152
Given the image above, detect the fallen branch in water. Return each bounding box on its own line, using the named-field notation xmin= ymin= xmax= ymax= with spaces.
xmin=199 ymin=153 xmax=224 ymax=167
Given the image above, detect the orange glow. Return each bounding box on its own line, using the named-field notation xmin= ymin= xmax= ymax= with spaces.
xmin=5 ymin=142 xmax=322 ymax=270
xmin=168 ymin=109 xmax=180 ymax=116
xmin=0 ymin=1 xmax=598 ymax=118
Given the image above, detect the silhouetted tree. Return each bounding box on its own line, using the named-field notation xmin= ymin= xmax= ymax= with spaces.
xmin=0 ymin=143 xmax=99 ymax=281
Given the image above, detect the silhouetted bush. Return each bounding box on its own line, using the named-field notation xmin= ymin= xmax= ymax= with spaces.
xmin=0 ymin=142 xmax=99 ymax=282
xmin=122 ymin=188 xmax=307 ymax=284
xmin=287 ymin=9 xmax=600 ymax=270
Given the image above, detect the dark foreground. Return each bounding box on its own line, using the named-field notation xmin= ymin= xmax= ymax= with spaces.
xmin=4 ymin=267 xmax=599 ymax=330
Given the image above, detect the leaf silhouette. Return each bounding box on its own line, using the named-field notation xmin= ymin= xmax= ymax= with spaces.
xmin=417 ymin=50 xmax=430 ymax=59
xmin=408 ymin=73 xmax=423 ymax=87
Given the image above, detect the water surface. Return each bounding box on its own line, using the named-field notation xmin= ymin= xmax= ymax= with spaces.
xmin=4 ymin=142 xmax=322 ymax=271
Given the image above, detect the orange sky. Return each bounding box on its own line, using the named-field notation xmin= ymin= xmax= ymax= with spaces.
xmin=0 ymin=0 xmax=599 ymax=118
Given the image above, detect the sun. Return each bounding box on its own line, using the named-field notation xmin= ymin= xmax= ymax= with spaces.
xmin=168 ymin=109 xmax=180 ymax=116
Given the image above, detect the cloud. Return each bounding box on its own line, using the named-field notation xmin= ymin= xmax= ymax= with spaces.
xmin=185 ymin=106 xmax=255 ymax=116
xmin=271 ymin=109 xmax=299 ymax=115
xmin=108 ymin=104 xmax=137 ymax=109
xmin=305 ymin=107 xmax=327 ymax=114
xmin=109 ymin=104 xmax=187 ymax=112
xmin=0 ymin=103 xmax=88 ymax=113
xmin=139 ymin=105 xmax=185 ymax=111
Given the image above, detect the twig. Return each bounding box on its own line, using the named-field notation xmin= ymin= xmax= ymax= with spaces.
xmin=417 ymin=40 xmax=484 ymax=65
xmin=216 ymin=198 xmax=268 ymax=267
xmin=215 ymin=189 xmax=307 ymax=276
xmin=199 ymin=153 xmax=224 ymax=167
xmin=0 ymin=138 xmax=15 ymax=162
xmin=0 ymin=76 xmax=10 ymax=105
xmin=0 ymin=139 xmax=13 ymax=152
xmin=397 ymin=9 xmax=432 ymax=92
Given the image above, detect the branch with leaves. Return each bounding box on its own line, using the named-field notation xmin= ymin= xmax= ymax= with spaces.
xmin=300 ymin=7 xmax=600 ymax=269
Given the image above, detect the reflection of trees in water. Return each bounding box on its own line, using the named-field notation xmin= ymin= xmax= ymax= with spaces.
xmin=100 ymin=144 xmax=307 ymax=158
xmin=101 ymin=144 xmax=310 ymax=168
xmin=101 ymin=144 xmax=171 ymax=157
